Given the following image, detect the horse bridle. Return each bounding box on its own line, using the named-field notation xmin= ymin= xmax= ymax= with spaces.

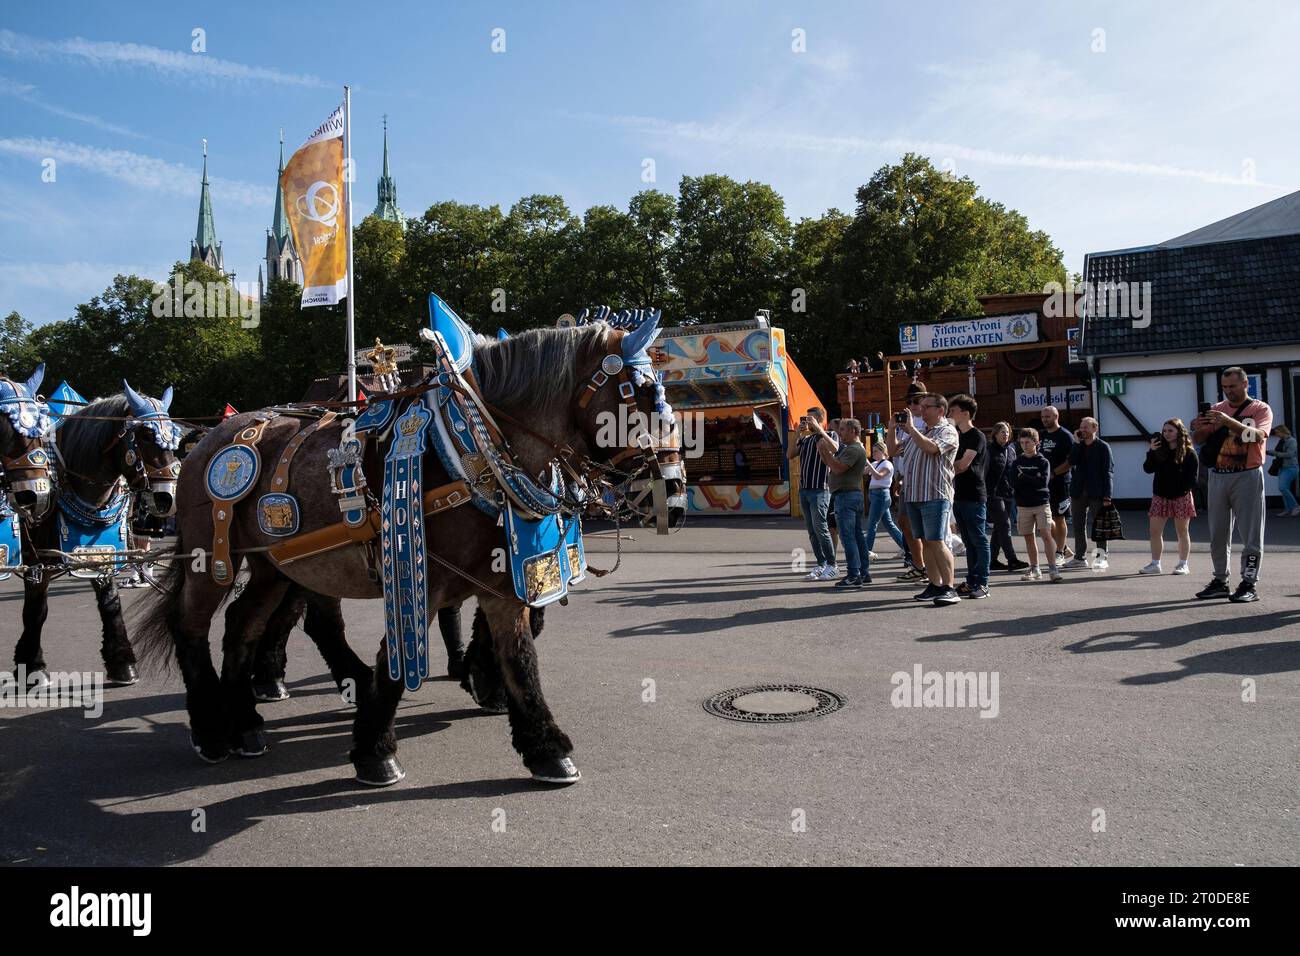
xmin=0 ymin=378 xmax=54 ymax=519
xmin=102 ymin=419 xmax=182 ymax=501
xmin=571 ymin=337 xmax=685 ymax=530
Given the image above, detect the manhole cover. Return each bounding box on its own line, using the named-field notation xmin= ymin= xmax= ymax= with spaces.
xmin=702 ymin=684 xmax=846 ymax=723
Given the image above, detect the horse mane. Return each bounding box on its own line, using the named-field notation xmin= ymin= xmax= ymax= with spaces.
xmin=58 ymin=394 xmax=129 ymax=475
xmin=470 ymin=323 xmax=613 ymax=418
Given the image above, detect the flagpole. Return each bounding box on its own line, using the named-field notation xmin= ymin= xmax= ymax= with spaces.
xmin=343 ymin=85 xmax=357 ymax=402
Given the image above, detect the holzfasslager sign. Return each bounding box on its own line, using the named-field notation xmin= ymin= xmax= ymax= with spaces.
xmin=898 ymin=313 xmax=1038 ymax=354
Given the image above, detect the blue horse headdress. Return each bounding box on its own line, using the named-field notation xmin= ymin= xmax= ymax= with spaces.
xmin=0 ymin=364 xmax=52 ymax=438
xmin=123 ymin=380 xmax=182 ymax=450
xmin=616 ymin=310 xmax=672 ymax=416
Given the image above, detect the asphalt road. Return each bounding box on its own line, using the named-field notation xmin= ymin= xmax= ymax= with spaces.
xmin=1 ymin=512 xmax=1297 ymax=866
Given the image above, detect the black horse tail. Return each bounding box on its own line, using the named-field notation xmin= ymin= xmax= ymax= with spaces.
xmin=130 ymin=537 xmax=186 ymax=672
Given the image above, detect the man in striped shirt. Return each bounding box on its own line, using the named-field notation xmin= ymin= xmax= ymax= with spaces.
xmin=789 ymin=406 xmax=840 ymax=580
xmin=886 ymin=393 xmax=960 ymax=606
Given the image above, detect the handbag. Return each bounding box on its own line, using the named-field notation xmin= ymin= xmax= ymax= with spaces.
xmin=1091 ymin=502 xmax=1125 ymax=542
xmin=1268 ymin=457 xmax=1282 ymax=477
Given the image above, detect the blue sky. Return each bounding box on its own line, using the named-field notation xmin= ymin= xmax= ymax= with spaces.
xmin=2 ymin=0 xmax=1297 ymax=326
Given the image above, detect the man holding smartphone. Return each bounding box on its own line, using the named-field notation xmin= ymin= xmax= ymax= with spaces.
xmin=887 ymin=393 xmax=960 ymax=605
xmin=1191 ymin=367 xmax=1272 ymax=602
xmin=790 ymin=407 xmax=839 ymax=580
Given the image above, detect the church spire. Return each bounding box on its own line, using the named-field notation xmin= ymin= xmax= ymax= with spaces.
xmin=271 ymin=127 xmax=290 ymax=247
xmin=373 ymin=115 xmax=404 ymax=229
xmin=191 ymin=138 xmax=224 ymax=274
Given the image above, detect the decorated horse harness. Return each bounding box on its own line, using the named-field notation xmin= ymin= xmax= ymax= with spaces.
xmin=200 ymin=293 xmax=683 ymax=691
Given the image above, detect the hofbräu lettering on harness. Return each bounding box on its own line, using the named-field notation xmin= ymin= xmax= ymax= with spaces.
xmin=382 ymin=402 xmax=433 ymax=691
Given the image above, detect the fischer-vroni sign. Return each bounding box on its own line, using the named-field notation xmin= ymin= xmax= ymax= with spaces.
xmin=898 ymin=313 xmax=1039 ymax=354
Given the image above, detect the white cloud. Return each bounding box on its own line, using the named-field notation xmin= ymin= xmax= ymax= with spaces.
xmin=0 ymin=260 xmax=173 ymax=297
xmin=0 ymin=29 xmax=328 ymax=89
xmin=0 ymin=137 xmax=272 ymax=207
xmin=588 ymin=113 xmax=1274 ymax=188
xmin=0 ymin=74 xmax=143 ymax=138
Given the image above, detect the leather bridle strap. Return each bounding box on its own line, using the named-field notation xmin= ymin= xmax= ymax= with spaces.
xmin=269 ymin=411 xmax=337 ymax=493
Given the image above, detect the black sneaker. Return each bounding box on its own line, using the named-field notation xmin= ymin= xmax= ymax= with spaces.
xmin=932 ymin=587 xmax=961 ymax=606
xmin=965 ymin=584 xmax=990 ymax=599
xmin=1006 ymin=559 xmax=1030 ymax=572
xmin=834 ymin=576 xmax=861 ymax=588
xmin=857 ymin=574 xmax=872 ymax=586
xmin=1229 ymin=581 xmax=1259 ymax=603
xmin=989 ymin=559 xmax=1008 ymax=572
xmin=913 ymin=583 xmax=942 ymax=601
xmin=1196 ymin=579 xmax=1230 ymax=600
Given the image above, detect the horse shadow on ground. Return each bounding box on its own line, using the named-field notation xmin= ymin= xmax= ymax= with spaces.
xmin=915 ymin=596 xmax=1201 ymax=643
xmin=0 ymin=673 xmax=534 ymax=866
xmin=1121 ymin=640 xmax=1300 ymax=684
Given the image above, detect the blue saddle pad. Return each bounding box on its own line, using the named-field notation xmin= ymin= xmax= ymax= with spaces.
xmin=428 ymin=293 xmax=474 ymax=374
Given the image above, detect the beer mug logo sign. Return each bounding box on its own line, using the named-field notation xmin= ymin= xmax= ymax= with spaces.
xmin=295 ymin=180 xmax=340 ymax=237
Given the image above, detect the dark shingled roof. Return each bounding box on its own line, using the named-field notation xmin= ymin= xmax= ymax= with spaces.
xmin=1081 ymin=233 xmax=1300 ymax=357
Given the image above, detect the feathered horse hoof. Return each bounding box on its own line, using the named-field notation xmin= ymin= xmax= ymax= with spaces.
xmin=528 ymin=756 xmax=581 ymax=786
xmin=231 ymin=728 xmax=269 ymax=758
xmin=252 ymin=679 xmax=290 ymax=702
xmin=353 ymin=754 xmax=406 ymax=787
xmin=191 ymin=732 xmax=229 ymax=764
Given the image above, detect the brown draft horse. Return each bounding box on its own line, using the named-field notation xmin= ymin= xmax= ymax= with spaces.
xmin=135 ymin=321 xmax=683 ymax=786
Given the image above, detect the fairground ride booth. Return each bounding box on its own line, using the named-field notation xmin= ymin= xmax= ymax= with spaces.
xmin=651 ymin=313 xmax=824 ymax=515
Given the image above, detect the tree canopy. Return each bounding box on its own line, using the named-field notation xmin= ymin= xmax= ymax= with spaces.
xmin=2 ymin=155 xmax=1065 ymax=415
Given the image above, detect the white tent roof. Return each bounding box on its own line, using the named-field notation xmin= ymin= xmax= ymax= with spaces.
xmin=1161 ymin=188 xmax=1300 ymax=249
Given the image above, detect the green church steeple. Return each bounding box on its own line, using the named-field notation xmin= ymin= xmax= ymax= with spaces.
xmin=271 ymin=128 xmax=290 ymax=247
xmin=373 ymin=116 xmax=404 ymax=229
xmin=190 ymin=138 xmax=224 ymax=273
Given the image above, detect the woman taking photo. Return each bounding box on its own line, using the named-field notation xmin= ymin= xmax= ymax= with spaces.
xmin=985 ymin=421 xmax=1026 ymax=572
xmin=1271 ymin=425 xmax=1298 ymax=516
xmin=1140 ymin=418 xmax=1199 ymax=574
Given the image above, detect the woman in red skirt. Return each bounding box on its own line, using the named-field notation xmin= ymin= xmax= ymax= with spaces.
xmin=1140 ymin=418 xmax=1199 ymax=574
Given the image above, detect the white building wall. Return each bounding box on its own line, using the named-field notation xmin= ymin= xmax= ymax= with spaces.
xmin=1093 ymin=346 xmax=1299 ymax=500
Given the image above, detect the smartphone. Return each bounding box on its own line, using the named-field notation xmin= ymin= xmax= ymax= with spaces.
xmin=1151 ymin=432 xmax=1162 ymax=443
xmin=894 ymin=412 xmax=908 ymax=424
xmin=1198 ymin=402 xmax=1212 ymax=415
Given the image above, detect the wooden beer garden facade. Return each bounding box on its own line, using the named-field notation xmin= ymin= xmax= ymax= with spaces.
xmin=835 ymin=292 xmax=1090 ymax=431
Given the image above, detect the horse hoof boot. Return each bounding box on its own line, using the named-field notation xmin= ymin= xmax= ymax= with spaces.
xmin=252 ymin=680 xmax=290 ymax=702
xmin=529 ymin=756 xmax=581 ymax=785
xmin=232 ymin=728 xmax=269 ymax=758
xmin=190 ymin=733 xmax=229 ymax=764
xmin=353 ymin=754 xmax=406 ymax=787
xmin=105 ymin=663 xmax=139 ymax=687
xmin=26 ymin=669 xmax=53 ymax=690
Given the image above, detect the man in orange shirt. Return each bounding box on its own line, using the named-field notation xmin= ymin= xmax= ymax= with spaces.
xmin=1191 ymin=367 xmax=1272 ymax=602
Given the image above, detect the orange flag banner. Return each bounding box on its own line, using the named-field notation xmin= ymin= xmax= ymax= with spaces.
xmin=281 ymin=104 xmax=347 ymax=307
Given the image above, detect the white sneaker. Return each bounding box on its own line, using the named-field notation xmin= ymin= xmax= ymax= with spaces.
xmin=1062 ymin=558 xmax=1089 ymax=571
xmin=1021 ymin=567 xmax=1042 ymax=582
xmin=818 ymin=566 xmax=840 ymax=580
xmin=868 ymin=551 xmax=879 ymax=561
xmin=1173 ymin=561 xmax=1190 ymax=575
xmin=805 ymin=564 xmax=826 ymax=581
xmin=1091 ymin=550 xmax=1108 ymax=571
xmin=1048 ymin=567 xmax=1064 ymax=582
xmin=1138 ymin=561 xmax=1162 ymax=575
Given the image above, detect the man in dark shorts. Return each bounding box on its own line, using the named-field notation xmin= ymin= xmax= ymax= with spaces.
xmin=1038 ymin=405 xmax=1075 ymax=562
